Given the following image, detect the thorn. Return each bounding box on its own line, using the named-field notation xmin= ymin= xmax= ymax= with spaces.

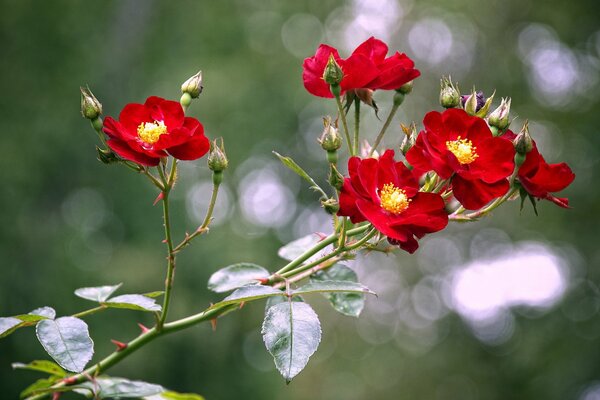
xmin=52 ymin=392 xmax=61 ymax=400
xmin=138 ymin=323 xmax=150 ymax=334
xmin=111 ymin=339 xmax=128 ymax=352
xmin=153 ymin=191 xmax=164 ymax=206
xmin=210 ymin=318 xmax=217 ymax=331
xmin=257 ymin=278 xmax=269 ymax=284
xmin=62 ymin=376 xmax=77 ymax=385
xmin=239 ymin=301 xmax=246 ymax=309
xmin=315 ymin=232 xmax=328 ymax=240
xmin=162 ymin=239 xmax=167 ymax=243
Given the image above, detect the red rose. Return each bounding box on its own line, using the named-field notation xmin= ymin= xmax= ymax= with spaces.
xmin=103 ymin=96 xmax=210 ymax=166
xmin=302 ymin=44 xmax=378 ymax=98
xmin=503 ymin=131 xmax=575 ymax=207
xmin=406 ymin=108 xmax=515 ymax=210
xmin=338 ymin=150 xmax=448 ymax=254
xmin=351 ymin=37 xmax=420 ymax=90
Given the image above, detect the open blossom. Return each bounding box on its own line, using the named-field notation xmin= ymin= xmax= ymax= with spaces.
xmin=406 ymin=108 xmax=515 ymax=210
xmin=503 ymin=131 xmax=575 ymax=207
xmin=103 ymin=96 xmax=209 ymax=166
xmin=302 ymin=37 xmax=419 ymax=98
xmin=338 ymin=150 xmax=448 ymax=254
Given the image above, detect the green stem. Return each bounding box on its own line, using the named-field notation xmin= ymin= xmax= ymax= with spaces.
xmin=450 ymin=187 xmax=518 ymax=222
xmin=369 ymin=102 xmax=400 ymax=157
xmin=334 ymin=94 xmax=353 ymax=155
xmin=71 ymin=305 xmax=107 ymax=319
xmin=157 ymin=165 xmax=175 ymax=330
xmin=353 ymin=99 xmax=360 ymax=156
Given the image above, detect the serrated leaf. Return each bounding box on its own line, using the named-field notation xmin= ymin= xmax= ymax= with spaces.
xmin=311 ymin=264 xmax=366 ymax=317
xmin=75 ymin=377 xmax=164 ymax=398
xmin=207 ymin=263 xmax=270 ymax=293
xmin=104 ymin=294 xmax=162 ymax=312
xmin=12 ymin=360 xmax=66 ymax=376
xmin=265 ymin=294 xmax=304 ymax=312
xmin=75 ymin=283 xmax=122 ymax=303
xmin=35 ymin=317 xmax=94 ymax=373
xmin=29 ymin=306 xmax=56 ymax=320
xmin=262 ymin=301 xmax=321 ymax=382
xmin=210 ymin=285 xmax=285 ymax=310
xmin=293 ymin=280 xmax=376 ymax=296
xmin=278 ymin=233 xmax=331 ymax=263
xmin=273 ymin=152 xmax=327 ymax=198
xmin=20 ymin=376 xmax=59 ymax=399
xmin=0 ymin=317 xmax=22 ymax=338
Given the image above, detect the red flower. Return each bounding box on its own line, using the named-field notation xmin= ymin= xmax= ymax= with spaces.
xmin=303 ymin=44 xmax=378 ymax=98
xmin=406 ymin=109 xmax=515 ymax=210
xmin=103 ymin=96 xmax=209 ymax=166
xmin=338 ymin=150 xmax=448 ymax=254
xmin=503 ymin=131 xmax=575 ymax=207
xmin=351 ymin=37 xmax=420 ymax=91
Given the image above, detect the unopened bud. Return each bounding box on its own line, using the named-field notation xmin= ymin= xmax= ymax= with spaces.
xmin=96 ymin=146 xmax=118 ymax=164
xmin=393 ymin=91 xmax=405 ymax=107
xmin=329 ymin=164 xmax=344 ymax=191
xmin=396 ymin=80 xmax=413 ymax=95
xmin=80 ymin=86 xmax=102 ymax=120
xmin=439 ymin=76 xmax=460 ymax=108
xmin=488 ymin=97 xmax=511 ymax=130
xmin=463 ymin=90 xmax=484 ymax=116
xmin=400 ymin=123 xmax=417 ymax=156
xmin=323 ymin=54 xmax=343 ymax=86
xmin=181 ymin=70 xmax=203 ymax=99
xmin=360 ymin=140 xmax=379 ymax=159
xmin=208 ymin=138 xmax=228 ymax=175
xmin=475 ymin=90 xmax=495 ymax=118
xmin=321 ymin=198 xmax=340 ymax=215
xmin=319 ymin=116 xmax=342 ymax=153
xmin=354 ymin=88 xmax=378 ymax=112
xmin=514 ymin=120 xmax=533 ymax=155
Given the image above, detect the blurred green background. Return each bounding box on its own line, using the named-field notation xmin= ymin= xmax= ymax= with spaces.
xmin=1 ymin=0 xmax=598 ymax=399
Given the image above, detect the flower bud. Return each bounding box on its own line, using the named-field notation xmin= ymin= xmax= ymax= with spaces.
xmin=80 ymin=86 xmax=102 ymax=120
xmin=208 ymin=138 xmax=229 ymax=174
xmin=439 ymin=76 xmax=460 ymax=108
xmin=323 ymin=54 xmax=343 ymax=86
xmin=475 ymin=90 xmax=495 ymax=118
xmin=181 ymin=70 xmax=203 ymax=99
xmin=488 ymin=97 xmax=511 ymax=130
xmin=329 ymin=164 xmax=344 ymax=191
xmin=393 ymin=91 xmax=405 ymax=107
xmin=400 ymin=123 xmax=417 ymax=156
xmin=463 ymin=90 xmax=483 ymax=116
xmin=319 ymin=117 xmax=342 ymax=153
xmin=321 ymin=198 xmax=340 ymax=215
xmin=360 ymin=140 xmax=379 ymax=159
xmin=354 ymin=88 xmax=378 ymax=112
xmin=396 ymin=80 xmax=413 ymax=95
xmin=514 ymin=120 xmax=533 ymax=155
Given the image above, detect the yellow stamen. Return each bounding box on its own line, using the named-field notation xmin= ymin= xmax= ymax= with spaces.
xmin=379 ymin=183 xmax=411 ymax=214
xmin=446 ymin=136 xmax=478 ymax=164
xmin=137 ymin=120 xmax=168 ymax=144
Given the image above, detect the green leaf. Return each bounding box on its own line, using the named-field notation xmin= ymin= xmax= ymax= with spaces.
xmin=278 ymin=233 xmax=330 ymax=263
xmin=143 ymin=291 xmax=165 ymax=298
xmin=273 ymin=151 xmax=327 ymax=198
xmin=293 ymin=280 xmax=376 ymax=296
xmin=310 ymin=264 xmax=366 ymax=317
xmin=12 ymin=360 xmax=66 ymax=376
xmin=146 ymin=391 xmax=205 ymax=400
xmin=35 ymin=316 xmax=94 ymax=373
xmin=20 ymin=376 xmax=59 ymax=399
xmin=75 ymin=377 xmax=164 ymax=398
xmin=262 ymin=301 xmax=321 ymax=382
xmin=207 ymin=263 xmax=270 ymax=293
xmin=0 ymin=317 xmax=22 ymax=338
xmin=75 ymin=283 xmax=122 ymax=303
xmin=28 ymin=306 xmax=56 ymax=320
xmin=265 ymin=294 xmax=304 ymax=312
xmin=104 ymin=294 xmax=162 ymax=312
xmin=210 ymin=285 xmax=285 ymax=309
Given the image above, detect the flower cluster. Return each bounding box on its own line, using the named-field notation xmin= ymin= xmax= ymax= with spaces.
xmin=303 ymin=37 xmax=420 ymax=98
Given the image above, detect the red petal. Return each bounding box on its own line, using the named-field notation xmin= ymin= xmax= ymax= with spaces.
xmin=452 ymin=175 xmax=509 ymax=210
xmin=339 ymin=54 xmax=378 ymax=93
xmin=119 ymin=103 xmax=151 ymax=138
xmin=351 ymin=37 xmax=388 ymax=64
xmin=167 ymin=133 xmax=210 ymax=161
xmin=470 ymin=136 xmax=515 ymax=183
xmin=107 ymin=138 xmax=161 ymax=166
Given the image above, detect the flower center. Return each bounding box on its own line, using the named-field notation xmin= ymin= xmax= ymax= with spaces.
xmin=446 ymin=136 xmax=478 ymax=164
xmin=379 ymin=183 xmax=411 ymax=214
xmin=137 ymin=120 xmax=167 ymax=144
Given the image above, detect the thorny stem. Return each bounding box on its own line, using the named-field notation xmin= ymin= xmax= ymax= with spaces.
xmin=369 ymin=102 xmax=400 ymax=157
xmin=334 ymin=93 xmax=353 ymax=155
xmin=27 ymin=224 xmax=376 ymax=400
xmin=353 ymin=99 xmax=361 ymax=156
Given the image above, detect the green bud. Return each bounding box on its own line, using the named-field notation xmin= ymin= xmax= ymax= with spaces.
xmin=464 ymin=90 xmax=479 ymax=116
xmin=321 ymin=198 xmax=340 ymax=215
xmin=396 ymin=80 xmax=413 ymax=95
xmin=514 ymin=152 xmax=526 ymax=168
xmin=488 ymin=97 xmax=511 ymax=130
xmin=439 ymin=76 xmax=460 ymax=108
xmin=91 ymin=116 xmax=103 ymax=132
xmin=323 ymin=54 xmax=343 ymax=86
xmin=212 ymin=171 xmax=223 ymax=185
xmin=207 ymin=138 xmax=229 ymax=173
xmin=319 ymin=116 xmax=342 ymax=152
xmin=514 ymin=120 xmax=533 ymax=155
xmin=329 ymin=164 xmax=344 ymax=191
xmin=400 ymin=122 xmax=417 ymax=156
xmin=393 ymin=91 xmax=405 ymax=107
xmin=475 ymin=90 xmax=495 ymax=118
xmin=181 ymin=70 xmax=203 ymax=98
xmin=80 ymin=86 xmax=102 ymax=120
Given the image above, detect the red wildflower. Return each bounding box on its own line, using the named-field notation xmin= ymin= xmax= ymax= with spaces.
xmin=338 ymin=150 xmax=448 ymax=254
xmin=503 ymin=131 xmax=575 ymax=207
xmin=351 ymin=37 xmax=420 ymax=91
xmin=103 ymin=96 xmax=209 ymax=166
xmin=406 ymin=108 xmax=515 ymax=210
